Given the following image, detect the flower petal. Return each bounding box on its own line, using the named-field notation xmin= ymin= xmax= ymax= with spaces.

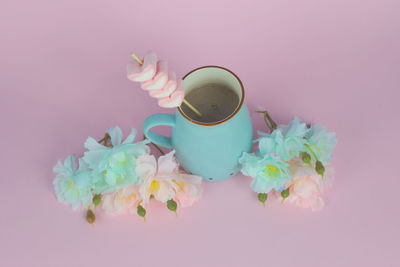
xmin=123 ymin=128 xmax=137 ymax=144
xmin=285 ymin=117 xmax=309 ymax=137
xmin=82 ymin=149 xmax=106 ymax=170
xmin=108 ymin=126 xmax=123 ymax=146
xmin=250 ymin=174 xmax=272 ymax=193
xmin=84 ymin=137 xmax=106 ymax=151
xmin=136 ymin=154 xmax=157 ymax=180
xmin=157 ymin=151 xmax=178 ymax=174
xmin=154 ymin=180 xmax=177 ymax=202
xmin=239 ymin=153 xmax=262 ymax=177
xmin=64 ymin=155 xmax=77 ymax=172
xmin=53 ymin=160 xmax=66 ymax=175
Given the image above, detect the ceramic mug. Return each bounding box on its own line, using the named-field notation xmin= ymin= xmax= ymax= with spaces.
xmin=143 ymin=66 xmax=253 ymax=182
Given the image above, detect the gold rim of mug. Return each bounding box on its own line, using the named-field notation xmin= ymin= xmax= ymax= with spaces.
xmin=178 ymin=65 xmax=245 ymax=126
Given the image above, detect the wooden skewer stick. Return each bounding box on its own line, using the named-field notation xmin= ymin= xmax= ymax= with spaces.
xmin=182 ymin=101 xmax=201 ymax=117
xmin=131 ymin=53 xmax=144 ymax=65
xmin=130 ymin=53 xmax=202 ymax=117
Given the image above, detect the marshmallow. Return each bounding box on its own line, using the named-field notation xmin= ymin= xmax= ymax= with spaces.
xmin=149 ymin=72 xmax=179 ymax=98
xmin=127 ymin=51 xmax=185 ymax=109
xmin=127 ymin=51 xmax=157 ymax=82
xmin=141 ymin=61 xmax=169 ymax=90
xmin=158 ymin=89 xmax=184 ymax=108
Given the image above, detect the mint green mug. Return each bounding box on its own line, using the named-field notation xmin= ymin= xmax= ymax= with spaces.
xmin=143 ymin=66 xmax=253 ymax=182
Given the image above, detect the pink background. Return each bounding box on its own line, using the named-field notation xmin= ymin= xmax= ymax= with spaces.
xmin=1 ymin=0 xmax=399 ymax=266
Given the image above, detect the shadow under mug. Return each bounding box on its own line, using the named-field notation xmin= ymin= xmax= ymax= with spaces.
xmin=143 ymin=66 xmax=253 ymax=182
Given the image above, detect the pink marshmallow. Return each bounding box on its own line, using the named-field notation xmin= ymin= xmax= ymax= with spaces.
xmin=126 ymin=51 xmax=158 ymax=82
xmin=158 ymin=89 xmax=184 ymax=108
xmin=149 ymin=72 xmax=179 ymax=98
xmin=141 ymin=61 xmax=169 ymax=90
xmin=127 ymin=51 xmax=188 ymax=109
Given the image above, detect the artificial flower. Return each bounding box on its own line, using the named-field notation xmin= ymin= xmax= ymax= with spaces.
xmin=304 ymin=124 xmax=337 ymax=164
xmin=239 ymin=153 xmax=291 ymax=193
xmin=53 ymin=154 xmax=93 ymax=210
xmin=102 ymin=185 xmax=140 ymax=215
xmin=279 ymin=160 xmax=333 ymax=211
xmin=258 ymin=117 xmax=309 ymax=161
xmin=174 ymin=174 xmax=203 ymax=207
xmin=137 ymin=151 xmax=202 ymax=205
xmin=82 ymin=127 xmax=150 ymax=194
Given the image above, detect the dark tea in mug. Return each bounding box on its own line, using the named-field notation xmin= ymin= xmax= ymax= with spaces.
xmin=181 ymin=83 xmax=240 ymax=123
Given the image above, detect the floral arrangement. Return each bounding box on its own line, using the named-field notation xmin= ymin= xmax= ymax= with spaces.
xmin=53 ymin=111 xmax=336 ymax=224
xmin=239 ymin=111 xmax=336 ymax=211
xmin=53 ymin=127 xmax=202 ymax=224
xmin=52 ymin=52 xmax=337 ymax=223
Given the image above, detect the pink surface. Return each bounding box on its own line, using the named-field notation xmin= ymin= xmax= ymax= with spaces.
xmin=1 ymin=0 xmax=399 ymax=266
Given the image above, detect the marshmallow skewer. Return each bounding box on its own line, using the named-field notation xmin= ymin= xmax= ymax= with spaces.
xmin=128 ymin=52 xmax=202 ymax=117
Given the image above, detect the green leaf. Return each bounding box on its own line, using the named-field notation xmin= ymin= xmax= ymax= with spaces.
xmin=92 ymin=194 xmax=102 ymax=208
xmin=167 ymin=199 xmax=177 ymax=212
xmin=257 ymin=193 xmax=268 ymax=207
xmin=315 ymin=160 xmax=325 ymax=177
xmin=86 ymin=209 xmax=96 ymax=225
xmin=137 ymin=205 xmax=146 ymax=219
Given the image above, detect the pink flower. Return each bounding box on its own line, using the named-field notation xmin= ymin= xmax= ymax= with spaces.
xmin=102 ymin=185 xmax=140 ymax=215
xmin=174 ymin=174 xmax=203 ymax=207
xmin=288 ymin=176 xmax=324 ymax=211
xmin=281 ymin=161 xmax=333 ymax=211
xmin=136 ymin=151 xmax=202 ymax=206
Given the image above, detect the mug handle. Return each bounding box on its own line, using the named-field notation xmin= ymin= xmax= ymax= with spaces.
xmin=143 ymin=113 xmax=176 ymax=149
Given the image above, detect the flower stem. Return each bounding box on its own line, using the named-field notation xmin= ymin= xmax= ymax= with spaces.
xmin=255 ymin=110 xmax=277 ymax=133
xmin=304 ymin=143 xmax=318 ymax=160
xmin=98 ymin=133 xmax=112 ymax=147
xmin=151 ymin=143 xmax=165 ymax=155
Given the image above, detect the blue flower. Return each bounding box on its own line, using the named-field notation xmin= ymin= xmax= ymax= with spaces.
xmin=239 ymin=153 xmax=291 ymax=193
xmin=305 ymin=124 xmax=337 ymax=164
xmin=82 ymin=127 xmax=150 ymax=194
xmin=53 ymin=155 xmax=93 ymax=210
xmin=258 ymin=117 xmax=309 ymax=161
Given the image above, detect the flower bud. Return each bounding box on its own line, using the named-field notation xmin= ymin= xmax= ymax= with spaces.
xmin=257 ymin=193 xmax=268 ymax=207
xmin=167 ymin=199 xmax=177 ymax=213
xmin=315 ymin=160 xmax=325 ymax=177
xmin=86 ymin=209 xmax=96 ymax=225
xmin=137 ymin=205 xmax=146 ymax=219
xmin=92 ymin=194 xmax=102 ymax=208
xmin=300 ymin=152 xmax=311 ymax=165
xmin=281 ymin=188 xmax=290 ymax=203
